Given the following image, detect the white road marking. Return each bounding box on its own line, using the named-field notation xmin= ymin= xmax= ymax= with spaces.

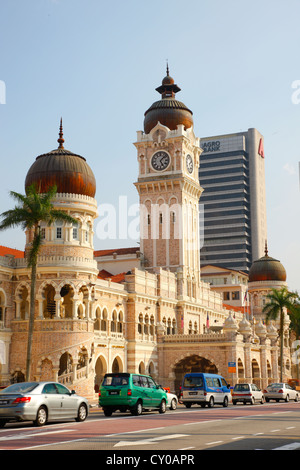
xmin=273 ymin=442 xmax=300 ymax=450
xmin=0 ymin=429 xmax=75 ymax=441
xmin=114 ymin=433 xmax=189 ymax=447
xmin=184 ymin=419 xmax=221 ymax=426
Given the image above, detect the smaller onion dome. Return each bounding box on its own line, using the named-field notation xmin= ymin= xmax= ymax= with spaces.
xmin=143 ymin=65 xmax=193 ymax=134
xmin=255 ymin=320 xmax=267 ymax=338
xmin=248 ymin=242 xmax=286 ymax=283
xmin=239 ymin=315 xmax=252 ymax=335
xmin=223 ymin=312 xmax=238 ymax=331
xmin=25 ymin=120 xmax=96 ymax=198
xmin=267 ymin=322 xmax=278 ymax=340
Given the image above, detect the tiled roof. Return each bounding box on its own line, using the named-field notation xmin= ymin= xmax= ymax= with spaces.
xmin=94 ymin=247 xmax=139 ymax=257
xmin=97 ymin=269 xmax=126 ymax=284
xmin=110 ymin=272 xmax=126 ymax=283
xmin=0 ymin=246 xmax=25 ymax=258
xmin=98 ymin=269 xmax=113 ymax=279
xmin=223 ymin=303 xmax=250 ymax=314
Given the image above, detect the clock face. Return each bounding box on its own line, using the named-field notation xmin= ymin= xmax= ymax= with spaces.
xmin=186 ymin=154 xmax=193 ymax=174
xmin=151 ymin=151 xmax=170 ymax=171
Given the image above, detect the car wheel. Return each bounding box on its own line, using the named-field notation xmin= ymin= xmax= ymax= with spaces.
xmin=261 ymin=396 xmax=265 ymax=404
xmin=170 ymin=398 xmax=177 ymax=410
xmin=76 ymin=403 xmax=88 ymax=422
xmin=223 ymin=396 xmax=229 ymax=407
xmin=285 ymin=394 xmax=289 ymax=402
xmin=251 ymin=397 xmax=255 ymax=405
xmin=185 ymin=403 xmax=192 ymax=408
xmin=295 ymin=394 xmax=299 ymax=402
xmin=208 ymin=396 xmax=214 ymax=408
xmin=103 ymin=407 xmax=113 ymax=417
xmin=159 ymin=399 xmax=166 ymax=414
xmin=232 ymin=400 xmax=237 ymax=405
xmin=34 ymin=406 xmax=48 ymax=426
xmin=131 ymin=400 xmax=143 ymax=416
xmin=0 ymin=420 xmax=7 ymax=428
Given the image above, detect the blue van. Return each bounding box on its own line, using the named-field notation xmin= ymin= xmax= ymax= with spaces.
xmin=180 ymin=373 xmax=231 ymax=408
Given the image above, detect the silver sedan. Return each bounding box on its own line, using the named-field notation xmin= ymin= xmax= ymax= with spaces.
xmin=0 ymin=381 xmax=89 ymax=427
xmin=263 ymin=383 xmax=299 ymax=403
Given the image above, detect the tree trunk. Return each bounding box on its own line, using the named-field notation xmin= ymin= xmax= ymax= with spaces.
xmin=25 ymin=260 xmax=37 ymax=382
xmin=280 ymin=308 xmax=284 ymax=382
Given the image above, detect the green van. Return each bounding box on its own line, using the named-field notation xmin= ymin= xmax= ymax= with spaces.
xmin=99 ymin=373 xmax=168 ymax=416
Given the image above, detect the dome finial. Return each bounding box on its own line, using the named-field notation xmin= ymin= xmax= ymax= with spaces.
xmin=166 ymin=60 xmax=169 ymax=76
xmin=57 ymin=117 xmax=65 ymax=149
xmin=265 ymin=240 xmax=268 ymax=256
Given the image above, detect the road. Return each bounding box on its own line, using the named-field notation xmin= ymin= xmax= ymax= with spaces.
xmin=0 ymin=401 xmax=300 ymax=453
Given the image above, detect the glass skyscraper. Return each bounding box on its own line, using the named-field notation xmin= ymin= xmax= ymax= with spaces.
xmin=199 ymin=128 xmax=267 ymax=273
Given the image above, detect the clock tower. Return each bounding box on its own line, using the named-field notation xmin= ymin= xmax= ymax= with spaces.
xmin=134 ymin=68 xmax=203 ymax=296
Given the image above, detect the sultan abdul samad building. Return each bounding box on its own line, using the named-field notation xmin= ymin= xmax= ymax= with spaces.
xmin=0 ymin=69 xmax=293 ymax=400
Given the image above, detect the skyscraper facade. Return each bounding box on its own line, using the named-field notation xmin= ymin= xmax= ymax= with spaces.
xmin=199 ymin=128 xmax=267 ymax=273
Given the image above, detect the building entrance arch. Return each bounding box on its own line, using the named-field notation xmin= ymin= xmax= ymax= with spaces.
xmin=94 ymin=355 xmax=107 ymax=392
xmin=173 ymin=355 xmax=218 ymax=395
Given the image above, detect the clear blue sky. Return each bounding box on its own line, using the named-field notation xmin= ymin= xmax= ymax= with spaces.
xmin=0 ymin=0 xmax=299 ymax=292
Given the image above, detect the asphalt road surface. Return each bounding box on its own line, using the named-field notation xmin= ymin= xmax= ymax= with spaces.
xmin=1 ymin=401 xmax=300 ymax=453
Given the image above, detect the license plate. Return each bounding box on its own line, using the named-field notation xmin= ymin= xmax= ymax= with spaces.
xmin=189 ymin=392 xmax=197 ymax=396
xmin=0 ymin=400 xmax=9 ymax=405
xmin=109 ymin=391 xmax=119 ymax=395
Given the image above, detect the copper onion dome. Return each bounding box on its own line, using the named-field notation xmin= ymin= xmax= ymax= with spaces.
xmin=143 ymin=66 xmax=193 ymax=134
xmin=25 ymin=120 xmax=96 ymax=198
xmin=248 ymin=242 xmax=287 ymax=283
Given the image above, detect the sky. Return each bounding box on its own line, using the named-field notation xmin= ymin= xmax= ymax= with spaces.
xmin=0 ymin=0 xmax=299 ymax=292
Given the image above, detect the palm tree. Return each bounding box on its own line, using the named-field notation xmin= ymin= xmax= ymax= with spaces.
xmin=288 ymin=300 xmax=300 ymax=382
xmin=0 ymin=184 xmax=77 ymax=381
xmin=263 ymin=287 xmax=299 ymax=382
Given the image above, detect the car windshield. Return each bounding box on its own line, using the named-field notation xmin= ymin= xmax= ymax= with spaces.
xmin=183 ymin=376 xmax=203 ymax=388
xmin=0 ymin=382 xmax=39 ymax=394
xmin=234 ymin=384 xmax=250 ymax=391
xmin=102 ymin=374 xmax=129 ymax=387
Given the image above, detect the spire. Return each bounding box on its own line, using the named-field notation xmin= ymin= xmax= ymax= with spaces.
xmin=264 ymin=240 xmax=268 ymax=257
xmin=155 ymin=64 xmax=181 ymax=99
xmin=57 ymin=118 xmax=65 ymax=149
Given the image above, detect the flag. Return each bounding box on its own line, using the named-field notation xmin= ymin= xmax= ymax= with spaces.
xmin=206 ymin=312 xmax=209 ymax=329
xmin=243 ymin=290 xmax=248 ymax=303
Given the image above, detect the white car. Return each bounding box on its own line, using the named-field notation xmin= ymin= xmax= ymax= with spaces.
xmin=232 ymin=383 xmax=265 ymax=405
xmin=263 ymin=383 xmax=299 ymax=403
xmin=165 ymin=391 xmax=178 ymax=410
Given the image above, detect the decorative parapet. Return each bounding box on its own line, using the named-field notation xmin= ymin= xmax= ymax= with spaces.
xmin=162 ymin=333 xmax=227 ymax=343
xmin=14 ymin=255 xmax=98 ymax=270
xmin=53 ymin=193 xmax=98 ymax=215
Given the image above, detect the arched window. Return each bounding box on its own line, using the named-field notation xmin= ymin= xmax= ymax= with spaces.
xmin=138 ymin=314 xmax=143 ymax=334
xmin=101 ymin=309 xmax=108 ymax=332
